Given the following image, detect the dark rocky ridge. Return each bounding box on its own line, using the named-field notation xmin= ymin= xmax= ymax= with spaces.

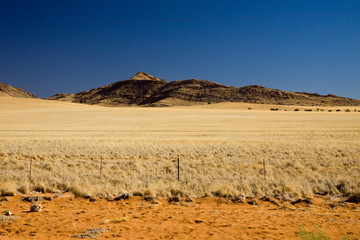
xmin=47 ymin=72 xmax=360 ymax=106
xmin=0 ymin=83 xmax=38 ymax=99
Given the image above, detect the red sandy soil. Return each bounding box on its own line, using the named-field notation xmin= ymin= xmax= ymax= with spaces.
xmin=1 ymin=193 xmax=359 ymax=239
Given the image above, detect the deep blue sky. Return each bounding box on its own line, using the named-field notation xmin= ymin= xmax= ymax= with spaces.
xmin=1 ymin=0 xmax=360 ymax=99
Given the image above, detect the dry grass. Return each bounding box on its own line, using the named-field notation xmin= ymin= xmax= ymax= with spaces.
xmin=72 ymin=228 xmax=108 ymax=239
xmin=0 ymin=97 xmax=359 ymax=198
xmin=0 ymin=215 xmax=20 ymax=223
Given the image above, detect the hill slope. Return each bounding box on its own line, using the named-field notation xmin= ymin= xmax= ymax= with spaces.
xmin=47 ymin=72 xmax=360 ymax=106
xmin=0 ymin=83 xmax=38 ymax=99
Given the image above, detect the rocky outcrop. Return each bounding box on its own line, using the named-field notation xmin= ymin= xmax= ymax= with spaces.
xmin=47 ymin=72 xmax=360 ymax=106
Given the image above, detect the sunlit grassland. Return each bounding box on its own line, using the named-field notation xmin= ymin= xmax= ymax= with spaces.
xmin=0 ymin=98 xmax=359 ymax=198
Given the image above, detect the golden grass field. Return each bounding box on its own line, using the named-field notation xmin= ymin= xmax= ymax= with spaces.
xmin=0 ymin=97 xmax=359 ymax=199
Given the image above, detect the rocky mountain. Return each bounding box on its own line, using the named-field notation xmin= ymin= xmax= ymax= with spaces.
xmin=47 ymin=72 xmax=360 ymax=106
xmin=0 ymin=83 xmax=38 ymax=99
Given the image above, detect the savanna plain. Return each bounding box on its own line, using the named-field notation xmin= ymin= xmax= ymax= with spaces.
xmin=0 ymin=97 xmax=359 ymax=239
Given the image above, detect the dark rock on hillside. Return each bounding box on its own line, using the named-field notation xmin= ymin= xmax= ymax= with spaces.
xmin=46 ymin=72 xmax=360 ymax=106
xmin=75 ymin=78 xmax=168 ymax=105
xmin=141 ymin=79 xmax=244 ymax=105
xmin=47 ymin=93 xmax=75 ymax=101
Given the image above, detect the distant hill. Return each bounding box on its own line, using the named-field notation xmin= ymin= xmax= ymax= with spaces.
xmin=0 ymin=83 xmax=38 ymax=99
xmin=47 ymin=72 xmax=360 ymax=106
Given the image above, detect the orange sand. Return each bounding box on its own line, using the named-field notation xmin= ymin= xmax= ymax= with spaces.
xmin=1 ymin=194 xmax=359 ymax=239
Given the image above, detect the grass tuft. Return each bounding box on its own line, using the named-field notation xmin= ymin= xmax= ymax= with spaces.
xmin=0 ymin=181 xmax=17 ymax=196
xmin=298 ymin=224 xmax=329 ymax=240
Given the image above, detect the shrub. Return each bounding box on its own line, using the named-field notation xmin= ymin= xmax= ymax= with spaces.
xmin=336 ymin=109 xmax=341 ymax=112
xmin=170 ymin=188 xmax=185 ymax=197
xmin=32 ymin=182 xmax=47 ymax=193
xmin=343 ymin=235 xmax=360 ymax=240
xmin=294 ymin=109 xmax=300 ymax=111
xmin=270 ymin=108 xmax=279 ymax=111
xmin=143 ymin=188 xmax=156 ymax=197
xmin=304 ymin=109 xmax=312 ymax=112
xmin=18 ymin=184 xmax=29 ymax=194
xmin=69 ymin=185 xmax=91 ymax=197
xmin=133 ymin=191 xmax=143 ymax=196
xmin=0 ymin=181 xmax=17 ymax=196
xmin=298 ymin=224 xmax=329 ymax=240
xmin=72 ymin=228 xmax=108 ymax=239
xmin=345 ymin=109 xmax=350 ymax=112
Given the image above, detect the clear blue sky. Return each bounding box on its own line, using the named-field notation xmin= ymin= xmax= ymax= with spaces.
xmin=1 ymin=0 xmax=360 ymax=99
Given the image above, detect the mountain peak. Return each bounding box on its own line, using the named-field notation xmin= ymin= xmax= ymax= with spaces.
xmin=130 ymin=72 xmax=163 ymax=81
xmin=47 ymin=74 xmax=360 ymax=107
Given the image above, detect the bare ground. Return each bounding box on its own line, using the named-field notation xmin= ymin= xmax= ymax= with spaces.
xmin=0 ymin=193 xmax=359 ymax=239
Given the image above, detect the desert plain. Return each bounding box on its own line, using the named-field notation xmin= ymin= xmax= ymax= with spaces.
xmin=0 ymin=97 xmax=360 ymax=239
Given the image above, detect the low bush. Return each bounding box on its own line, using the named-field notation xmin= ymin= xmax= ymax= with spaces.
xmin=0 ymin=181 xmax=17 ymax=196
xmin=298 ymin=224 xmax=329 ymax=240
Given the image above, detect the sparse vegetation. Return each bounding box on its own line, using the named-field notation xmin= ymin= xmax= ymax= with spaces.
xmin=0 ymin=181 xmax=17 ymax=196
xmin=0 ymin=99 xmax=359 ymax=198
xmin=298 ymin=224 xmax=360 ymax=240
xmin=72 ymin=228 xmax=108 ymax=239
xmin=111 ymin=216 xmax=128 ymax=223
xmin=298 ymin=224 xmax=329 ymax=240
xmin=0 ymin=215 xmax=20 ymax=223
xmin=343 ymin=235 xmax=360 ymax=240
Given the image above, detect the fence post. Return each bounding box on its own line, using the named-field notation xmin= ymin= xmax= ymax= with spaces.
xmin=263 ymin=159 xmax=266 ymax=180
xmin=29 ymin=158 xmax=33 ymax=182
xmin=100 ymin=158 xmax=103 ymax=179
xmin=177 ymin=157 xmax=180 ymax=181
